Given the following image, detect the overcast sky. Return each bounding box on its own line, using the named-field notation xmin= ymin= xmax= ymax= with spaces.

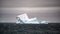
xmin=0 ymin=0 xmax=60 ymax=23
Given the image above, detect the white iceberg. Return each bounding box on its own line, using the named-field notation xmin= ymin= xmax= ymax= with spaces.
xmin=41 ymin=21 xmax=48 ymax=24
xmin=16 ymin=13 xmax=39 ymax=24
xmin=16 ymin=13 xmax=48 ymax=24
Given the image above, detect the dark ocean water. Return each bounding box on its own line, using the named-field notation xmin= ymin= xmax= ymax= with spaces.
xmin=0 ymin=23 xmax=60 ymax=34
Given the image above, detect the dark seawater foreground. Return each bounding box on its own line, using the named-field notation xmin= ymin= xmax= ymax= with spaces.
xmin=0 ymin=23 xmax=60 ymax=34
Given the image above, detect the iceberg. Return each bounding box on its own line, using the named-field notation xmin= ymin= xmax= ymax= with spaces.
xmin=41 ymin=21 xmax=48 ymax=24
xmin=16 ymin=13 xmax=39 ymax=24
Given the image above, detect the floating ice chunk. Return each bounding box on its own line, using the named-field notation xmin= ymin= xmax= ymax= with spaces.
xmin=41 ymin=21 xmax=48 ymax=24
xmin=16 ymin=13 xmax=39 ymax=24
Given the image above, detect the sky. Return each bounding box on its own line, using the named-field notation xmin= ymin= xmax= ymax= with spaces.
xmin=0 ymin=0 xmax=60 ymax=23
